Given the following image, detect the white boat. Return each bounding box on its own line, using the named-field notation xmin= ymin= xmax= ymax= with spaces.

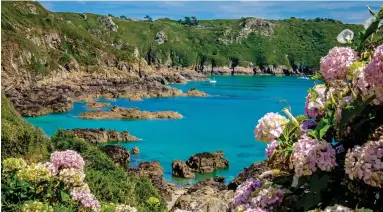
xmin=298 ymin=76 xmax=310 ymax=80
xmin=209 ymin=75 xmax=217 ymax=83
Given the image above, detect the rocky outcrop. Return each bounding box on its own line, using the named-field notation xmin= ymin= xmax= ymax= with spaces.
xmin=99 ymin=16 xmax=118 ymax=32
xmin=172 ymin=160 xmax=196 ymax=179
xmin=99 ymin=145 xmax=130 ymax=168
xmin=129 ymin=161 xmax=175 ymax=201
xmin=228 ymin=161 xmax=268 ymax=190
xmin=199 ymin=65 xmax=310 ymax=76
xmin=186 ymin=151 xmax=229 ymax=174
xmin=63 ymin=128 xmax=140 ymax=143
xmin=130 ymin=146 xmax=140 ymax=155
xmin=186 ymin=88 xmax=208 ymax=97
xmin=172 ymin=177 xmax=234 ymax=212
xmin=78 ymin=106 xmax=183 ymax=120
xmin=154 ymin=31 xmax=167 ymax=44
xmin=85 ymin=101 xmax=111 ymax=109
xmin=238 ymin=18 xmax=275 ymax=39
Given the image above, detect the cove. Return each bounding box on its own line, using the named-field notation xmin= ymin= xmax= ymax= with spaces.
xmin=25 ymin=76 xmax=313 ymax=185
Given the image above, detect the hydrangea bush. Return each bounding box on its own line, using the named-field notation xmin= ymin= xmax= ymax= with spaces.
xmin=233 ymin=6 xmax=383 ymax=211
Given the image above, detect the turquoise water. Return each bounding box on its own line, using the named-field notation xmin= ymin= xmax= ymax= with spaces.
xmin=25 ymin=76 xmax=313 ymax=184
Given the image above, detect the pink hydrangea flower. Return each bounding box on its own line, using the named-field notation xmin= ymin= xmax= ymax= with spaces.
xmin=300 ymin=120 xmax=317 ymax=133
xmin=290 ymin=136 xmax=336 ymax=176
xmin=320 ymin=47 xmax=359 ymax=81
xmin=232 ymin=178 xmax=263 ymax=210
xmin=71 ymin=190 xmax=100 ymax=211
xmin=255 ymin=113 xmax=288 ymax=142
xmin=50 ymin=150 xmax=85 ymax=171
xmin=304 ymin=85 xmax=328 ymax=120
xmin=345 ymin=140 xmax=383 ymax=187
xmin=39 ymin=162 xmax=59 ymax=176
xmin=361 ymin=45 xmax=383 ymax=105
xmin=250 ymin=187 xmax=284 ymax=210
xmin=265 ymin=140 xmax=279 ymax=159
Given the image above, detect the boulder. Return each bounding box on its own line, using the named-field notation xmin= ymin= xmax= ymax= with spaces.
xmin=131 ymin=146 xmax=140 ymax=155
xmin=63 ymin=128 xmax=140 ymax=143
xmin=172 ymin=177 xmax=233 ymax=212
xmin=172 ymin=160 xmax=195 ymax=179
xmin=186 ymin=151 xmax=229 ymax=174
xmin=186 ymin=88 xmax=208 ymax=97
xmin=99 ymin=145 xmax=130 ymax=168
xmin=86 ymin=101 xmax=111 ymax=109
xmin=78 ymin=106 xmax=183 ymax=120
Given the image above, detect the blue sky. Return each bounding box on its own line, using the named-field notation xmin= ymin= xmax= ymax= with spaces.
xmin=40 ymin=1 xmax=382 ymax=24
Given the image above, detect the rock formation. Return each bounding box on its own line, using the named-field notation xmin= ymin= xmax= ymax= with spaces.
xmin=99 ymin=16 xmax=118 ymax=32
xmin=99 ymin=145 xmax=130 ymax=168
xmin=129 ymin=161 xmax=175 ymax=201
xmin=172 ymin=177 xmax=234 ymax=212
xmin=130 ymin=146 xmax=140 ymax=155
xmin=172 ymin=160 xmax=196 ymax=179
xmin=186 ymin=88 xmax=208 ymax=97
xmin=154 ymin=31 xmax=167 ymax=44
xmin=172 ymin=151 xmax=229 ymax=179
xmin=238 ymin=18 xmax=275 ymax=39
xmin=63 ymin=128 xmax=140 ymax=143
xmin=85 ymin=101 xmax=111 ymax=109
xmin=78 ymin=106 xmax=183 ymax=120
xmin=186 ymin=151 xmax=229 ymax=174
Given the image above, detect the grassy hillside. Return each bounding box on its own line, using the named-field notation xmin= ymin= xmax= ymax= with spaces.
xmin=1 ymin=1 xmax=362 ymax=78
xmin=1 ymin=94 xmax=51 ymax=162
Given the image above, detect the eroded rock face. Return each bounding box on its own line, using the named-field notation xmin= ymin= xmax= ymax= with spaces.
xmin=130 ymin=146 xmax=140 ymax=155
xmin=186 ymin=151 xmax=229 ymax=174
xmin=186 ymin=88 xmax=208 ymax=97
xmin=63 ymin=128 xmax=140 ymax=143
xmin=154 ymin=31 xmax=167 ymax=44
xmin=172 ymin=160 xmax=196 ymax=179
xmin=86 ymin=101 xmax=111 ymax=109
xmin=99 ymin=16 xmax=118 ymax=31
xmin=172 ymin=177 xmax=233 ymax=212
xmin=129 ymin=161 xmax=175 ymax=201
xmin=78 ymin=106 xmax=183 ymax=120
xmin=99 ymin=145 xmax=130 ymax=168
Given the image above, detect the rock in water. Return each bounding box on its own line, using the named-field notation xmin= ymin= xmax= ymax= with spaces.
xmin=85 ymin=101 xmax=111 ymax=109
xmin=186 ymin=151 xmax=229 ymax=174
xmin=78 ymin=106 xmax=183 ymax=120
xmin=63 ymin=128 xmax=140 ymax=143
xmin=131 ymin=146 xmax=140 ymax=155
xmin=99 ymin=145 xmax=130 ymax=169
xmin=186 ymin=88 xmax=208 ymax=97
xmin=172 ymin=160 xmax=196 ymax=179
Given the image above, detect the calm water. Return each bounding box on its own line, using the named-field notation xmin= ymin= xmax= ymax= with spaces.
xmin=25 ymin=76 xmax=313 ymax=184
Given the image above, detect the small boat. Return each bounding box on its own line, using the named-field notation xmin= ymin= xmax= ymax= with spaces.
xmin=209 ymin=75 xmax=217 ymax=83
xmin=298 ymin=76 xmax=310 ymax=80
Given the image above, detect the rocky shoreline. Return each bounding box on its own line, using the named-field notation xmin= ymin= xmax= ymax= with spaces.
xmin=63 ymin=128 xmax=140 ymax=143
xmin=78 ymin=106 xmax=183 ymax=120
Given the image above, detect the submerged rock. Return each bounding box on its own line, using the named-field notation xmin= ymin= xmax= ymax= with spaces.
xmin=186 ymin=88 xmax=208 ymax=97
xmin=64 ymin=128 xmax=140 ymax=143
xmin=99 ymin=145 xmax=130 ymax=168
xmin=172 ymin=160 xmax=196 ymax=179
xmin=186 ymin=150 xmax=229 ymax=174
xmin=86 ymin=101 xmax=111 ymax=109
xmin=78 ymin=106 xmax=183 ymax=120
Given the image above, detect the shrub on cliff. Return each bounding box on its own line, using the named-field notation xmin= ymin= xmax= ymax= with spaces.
xmin=1 ymin=94 xmax=52 ymax=162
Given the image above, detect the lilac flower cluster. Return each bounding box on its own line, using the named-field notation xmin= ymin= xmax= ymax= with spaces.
xmin=251 ymin=187 xmax=284 ymax=210
xmin=50 ymin=150 xmax=85 ymax=171
xmin=232 ymin=178 xmax=263 ymax=210
xmin=304 ymin=85 xmax=327 ymax=120
xmin=290 ymin=136 xmax=337 ymax=176
xmin=115 ymin=204 xmax=138 ymax=212
xmin=255 ymin=112 xmax=288 ymax=142
xmin=361 ymin=45 xmax=383 ymax=105
xmin=320 ymin=47 xmax=359 ymax=81
xmin=266 ymin=140 xmax=279 ymax=159
xmin=70 ymin=190 xmax=100 ymax=211
xmin=345 ymin=140 xmax=383 ymax=187
xmin=59 ymin=168 xmax=86 ymax=187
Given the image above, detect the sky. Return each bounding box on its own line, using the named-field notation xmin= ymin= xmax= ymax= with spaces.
xmin=39 ymin=1 xmax=383 ymax=24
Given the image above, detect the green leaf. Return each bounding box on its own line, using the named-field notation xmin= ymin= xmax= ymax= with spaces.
xmin=367 ymin=5 xmax=376 ymax=17
xmin=319 ymin=124 xmax=330 ymax=139
xmin=61 ymin=191 xmax=71 ymax=202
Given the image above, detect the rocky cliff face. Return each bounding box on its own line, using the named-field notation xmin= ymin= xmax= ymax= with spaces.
xmin=63 ymin=128 xmax=140 ymax=143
